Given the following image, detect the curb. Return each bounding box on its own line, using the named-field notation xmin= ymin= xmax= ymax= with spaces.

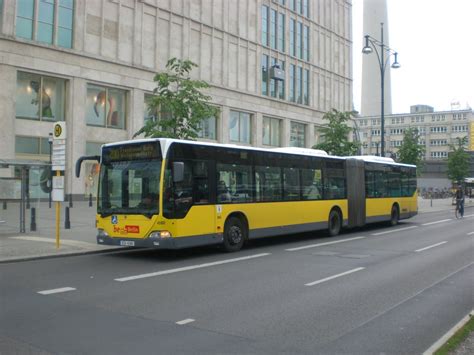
xmin=0 ymin=247 xmax=134 ymax=264
xmin=423 ymin=311 xmax=474 ymax=355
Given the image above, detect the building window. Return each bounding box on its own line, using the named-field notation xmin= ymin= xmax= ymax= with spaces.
xmin=277 ymin=13 xmax=285 ymax=52
xmin=16 ymin=0 xmax=74 ymax=48
xmin=144 ymin=94 xmax=157 ymax=123
xmin=262 ymin=54 xmax=269 ymax=96
xmin=261 ymin=5 xmax=268 ymax=46
xmin=289 ymin=64 xmax=295 ymax=102
xmin=297 ymin=22 xmax=303 ymax=58
xmin=270 ymin=9 xmax=277 ymax=49
xmin=290 ymin=121 xmax=306 ymax=147
xmin=290 ymin=18 xmax=296 ymax=56
xmin=262 ymin=116 xmax=281 ymax=146
xmin=277 ymin=59 xmax=285 ymax=100
xmin=229 ymin=110 xmax=251 ymax=144
xmin=303 ymin=25 xmax=310 ymax=61
xmin=296 ymin=66 xmax=302 ymax=104
xmin=197 ymin=115 xmax=217 ymax=140
xmin=16 ymin=71 xmax=66 ymax=121
xmin=86 ymin=84 xmax=126 ymax=129
xmin=15 ymin=136 xmax=50 ymax=155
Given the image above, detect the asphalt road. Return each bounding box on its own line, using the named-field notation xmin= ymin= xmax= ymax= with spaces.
xmin=1 ymin=210 xmax=473 ymax=354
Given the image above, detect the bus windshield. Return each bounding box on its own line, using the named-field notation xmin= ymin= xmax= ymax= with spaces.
xmin=98 ymin=159 xmax=162 ymax=217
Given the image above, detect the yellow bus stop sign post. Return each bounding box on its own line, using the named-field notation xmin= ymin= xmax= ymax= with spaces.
xmin=52 ymin=122 xmax=66 ymax=248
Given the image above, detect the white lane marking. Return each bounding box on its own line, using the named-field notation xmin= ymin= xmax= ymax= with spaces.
xmin=305 ymin=267 xmax=365 ymax=287
xmin=467 ymin=231 xmax=474 ymax=235
xmin=463 ymin=214 xmax=474 ymax=218
xmin=176 ymin=318 xmax=195 ymax=325
xmin=415 ymin=241 xmax=448 ymax=253
xmin=422 ymin=219 xmax=452 ymax=226
xmin=285 ymin=236 xmax=366 ymax=251
xmin=37 ymin=287 xmax=76 ymax=295
xmin=115 ymin=253 xmax=271 ymax=282
xmin=372 ymin=226 xmax=418 ymax=236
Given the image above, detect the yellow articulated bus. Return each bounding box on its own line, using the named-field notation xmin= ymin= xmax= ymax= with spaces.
xmin=76 ymin=138 xmax=417 ymax=252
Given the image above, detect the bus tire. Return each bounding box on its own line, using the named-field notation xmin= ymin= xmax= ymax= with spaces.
xmin=389 ymin=204 xmax=399 ymax=226
xmin=328 ymin=209 xmax=342 ymax=237
xmin=223 ymin=217 xmax=246 ymax=252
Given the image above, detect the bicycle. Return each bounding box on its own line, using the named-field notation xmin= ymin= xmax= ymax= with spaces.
xmin=455 ymin=199 xmax=464 ymax=219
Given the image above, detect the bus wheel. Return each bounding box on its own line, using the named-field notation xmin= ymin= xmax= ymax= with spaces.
xmin=223 ymin=217 xmax=245 ymax=252
xmin=389 ymin=205 xmax=399 ymax=226
xmin=328 ymin=209 xmax=341 ymax=237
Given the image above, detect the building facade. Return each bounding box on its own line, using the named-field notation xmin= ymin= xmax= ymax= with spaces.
xmin=0 ymin=0 xmax=352 ymax=197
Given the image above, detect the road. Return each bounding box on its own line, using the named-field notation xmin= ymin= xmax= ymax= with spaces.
xmin=1 ymin=210 xmax=473 ymax=354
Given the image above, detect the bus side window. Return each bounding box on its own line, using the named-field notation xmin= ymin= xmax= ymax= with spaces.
xmin=193 ymin=161 xmax=209 ymax=204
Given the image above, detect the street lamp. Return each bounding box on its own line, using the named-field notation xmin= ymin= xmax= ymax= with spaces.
xmin=362 ymin=22 xmax=400 ymax=157
xmin=48 ymin=132 xmax=53 ymax=208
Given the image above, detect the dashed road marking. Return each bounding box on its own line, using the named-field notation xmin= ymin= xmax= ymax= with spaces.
xmin=415 ymin=241 xmax=447 ymax=253
xmin=115 ymin=253 xmax=271 ymax=282
xmin=372 ymin=226 xmax=418 ymax=236
xmin=37 ymin=287 xmax=76 ymax=295
xmin=305 ymin=267 xmax=365 ymax=287
xmin=422 ymin=219 xmax=452 ymax=226
xmin=286 ymin=236 xmax=366 ymax=251
xmin=467 ymin=231 xmax=474 ymax=235
xmin=176 ymin=319 xmax=195 ymax=325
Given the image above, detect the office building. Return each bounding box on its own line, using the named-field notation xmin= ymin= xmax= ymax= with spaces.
xmin=0 ymin=0 xmax=353 ymax=197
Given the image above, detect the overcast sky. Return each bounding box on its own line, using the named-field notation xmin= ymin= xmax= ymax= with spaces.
xmin=352 ymin=0 xmax=474 ymax=114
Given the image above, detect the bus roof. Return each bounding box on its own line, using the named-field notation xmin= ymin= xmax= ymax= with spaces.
xmin=103 ymin=138 xmax=415 ymax=167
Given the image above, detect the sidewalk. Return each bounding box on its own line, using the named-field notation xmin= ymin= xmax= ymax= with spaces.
xmin=1 ymin=197 xmax=473 ymax=263
xmin=0 ymin=200 xmax=122 ymax=263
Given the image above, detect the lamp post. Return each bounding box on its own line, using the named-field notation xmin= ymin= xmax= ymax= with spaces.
xmin=362 ymin=22 xmax=400 ymax=157
xmin=48 ymin=132 xmax=53 ymax=208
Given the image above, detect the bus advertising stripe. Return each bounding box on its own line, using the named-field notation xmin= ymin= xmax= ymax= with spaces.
xmin=114 ymin=253 xmax=271 ymax=282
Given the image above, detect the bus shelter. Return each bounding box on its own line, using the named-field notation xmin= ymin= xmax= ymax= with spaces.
xmin=0 ymin=159 xmax=50 ymax=233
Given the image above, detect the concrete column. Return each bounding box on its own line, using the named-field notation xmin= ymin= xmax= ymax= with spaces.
xmin=70 ymin=78 xmax=87 ymax=196
xmin=0 ymin=64 xmax=16 ymax=177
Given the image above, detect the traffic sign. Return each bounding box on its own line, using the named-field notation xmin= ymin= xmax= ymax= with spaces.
xmin=52 ymin=123 xmax=66 ymax=171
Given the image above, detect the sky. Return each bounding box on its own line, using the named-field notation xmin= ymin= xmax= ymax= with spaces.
xmin=352 ymin=0 xmax=474 ymax=114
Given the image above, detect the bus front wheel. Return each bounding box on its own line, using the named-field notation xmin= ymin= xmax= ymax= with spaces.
xmin=328 ymin=209 xmax=342 ymax=237
xmin=223 ymin=217 xmax=246 ymax=252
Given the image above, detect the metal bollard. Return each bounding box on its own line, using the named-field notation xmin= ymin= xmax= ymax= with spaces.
xmin=89 ymin=193 xmax=93 ymax=207
xmin=64 ymin=207 xmax=71 ymax=229
xmin=2 ymin=201 xmax=6 ymax=210
xmin=30 ymin=207 xmax=37 ymax=231
xmin=69 ymin=193 xmax=73 ymax=208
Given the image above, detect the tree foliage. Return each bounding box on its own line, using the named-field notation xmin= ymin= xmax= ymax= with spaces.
xmin=134 ymin=58 xmax=219 ymax=140
xmin=447 ymin=136 xmax=469 ymax=184
xmin=312 ymin=109 xmax=360 ymax=156
xmin=397 ymin=128 xmax=425 ymax=169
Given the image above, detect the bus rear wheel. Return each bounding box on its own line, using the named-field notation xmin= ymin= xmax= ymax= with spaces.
xmin=328 ymin=209 xmax=342 ymax=237
xmin=389 ymin=205 xmax=399 ymax=226
xmin=223 ymin=217 xmax=246 ymax=252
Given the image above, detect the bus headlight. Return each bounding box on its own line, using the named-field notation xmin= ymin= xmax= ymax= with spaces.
xmin=97 ymin=229 xmax=109 ymax=238
xmin=149 ymin=231 xmax=172 ymax=239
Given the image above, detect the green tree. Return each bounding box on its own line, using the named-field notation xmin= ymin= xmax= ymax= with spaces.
xmin=447 ymin=136 xmax=469 ymax=184
xmin=313 ymin=109 xmax=360 ymax=156
xmin=397 ymin=128 xmax=425 ymax=169
xmin=134 ymin=58 xmax=219 ymax=140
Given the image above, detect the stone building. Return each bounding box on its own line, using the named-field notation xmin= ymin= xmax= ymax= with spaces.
xmin=0 ymin=0 xmax=353 ymax=197
xmin=355 ymin=105 xmax=474 ymax=189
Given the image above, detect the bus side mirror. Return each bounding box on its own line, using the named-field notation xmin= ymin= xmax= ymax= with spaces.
xmin=75 ymin=155 xmax=100 ymax=178
xmin=172 ymin=162 xmax=184 ymax=183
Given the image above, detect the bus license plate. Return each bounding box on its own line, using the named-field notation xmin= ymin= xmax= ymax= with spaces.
xmin=120 ymin=241 xmax=135 ymax=246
